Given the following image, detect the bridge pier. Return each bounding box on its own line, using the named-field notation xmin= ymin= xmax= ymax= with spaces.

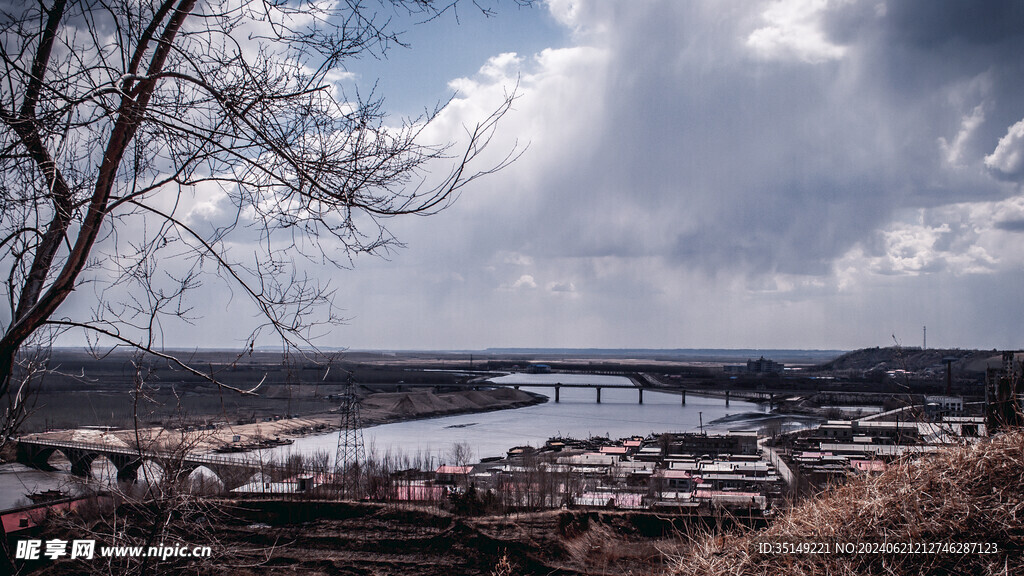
xmin=596 ymin=387 xmax=601 ymax=403
xmin=69 ymin=453 xmax=94 ymax=477
xmin=117 ymin=464 xmax=139 ymax=483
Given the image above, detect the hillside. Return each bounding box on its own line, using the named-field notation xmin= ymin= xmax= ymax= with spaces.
xmin=670 ymin=430 xmax=1024 ymax=576
xmin=816 ymin=346 xmax=994 ymax=375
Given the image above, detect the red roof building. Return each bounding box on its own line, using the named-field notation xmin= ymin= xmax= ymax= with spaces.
xmin=1 ymin=495 xmax=113 ymax=536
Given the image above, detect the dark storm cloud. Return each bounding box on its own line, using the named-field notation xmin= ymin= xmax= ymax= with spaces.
xmin=994 ymin=219 xmax=1024 ymax=233
xmin=878 ymin=0 xmax=1024 ymax=47
xmin=550 ymin=0 xmax=1024 ymax=277
xmin=829 ymin=1 xmax=1024 ymax=168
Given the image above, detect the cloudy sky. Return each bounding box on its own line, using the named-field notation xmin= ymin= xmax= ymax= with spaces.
xmin=130 ymin=0 xmax=1024 ymax=351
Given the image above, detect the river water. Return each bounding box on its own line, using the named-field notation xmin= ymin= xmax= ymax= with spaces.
xmin=261 ymin=376 xmax=773 ymax=465
xmin=1 ymin=376 xmax=784 ymax=509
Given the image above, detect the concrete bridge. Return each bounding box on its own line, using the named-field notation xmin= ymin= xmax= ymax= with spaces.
xmin=490 ymin=375 xmax=685 ymax=405
xmin=360 ymin=371 xmax=698 ymax=405
xmin=365 ymin=374 xmax=670 ymax=404
xmin=15 ymin=438 xmax=284 ymax=489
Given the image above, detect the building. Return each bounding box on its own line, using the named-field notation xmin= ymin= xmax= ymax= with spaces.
xmin=2 ymin=495 xmax=113 ymax=536
xmin=435 ymin=465 xmax=473 ymax=485
xmin=665 ymin=431 xmax=759 ymax=456
xmin=653 ymin=469 xmax=698 ymax=491
xmin=747 ymin=356 xmax=784 ymax=374
xmin=942 ymin=416 xmax=985 ymax=437
xmin=925 ymin=395 xmax=964 ymax=416
xmin=723 ymin=357 xmax=784 ymax=375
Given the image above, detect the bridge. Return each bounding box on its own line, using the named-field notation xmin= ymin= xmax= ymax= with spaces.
xmin=15 ymin=438 xmax=294 ymax=489
xmin=358 ymin=373 xmax=662 ymax=403
xmin=372 ymin=380 xmax=656 ymax=403
xmin=484 ymin=374 xmax=685 ymax=405
xmin=359 ymin=371 xmax=695 ymax=405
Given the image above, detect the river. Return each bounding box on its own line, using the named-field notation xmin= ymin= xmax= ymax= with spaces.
xmin=261 ymin=376 xmax=775 ymax=465
xmin=1 ymin=377 xmax=790 ymax=509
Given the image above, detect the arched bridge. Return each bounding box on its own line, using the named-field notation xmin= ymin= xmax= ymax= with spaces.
xmin=15 ymin=438 xmax=279 ymax=489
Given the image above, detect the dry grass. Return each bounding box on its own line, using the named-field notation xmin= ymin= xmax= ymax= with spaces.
xmin=561 ymin=521 xmax=667 ymax=573
xmin=671 ymin=431 xmax=1024 ymax=576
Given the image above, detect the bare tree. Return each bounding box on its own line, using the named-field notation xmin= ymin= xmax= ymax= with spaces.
xmin=0 ymin=0 xmax=521 ymax=445
xmin=446 ymin=440 xmax=473 ymax=467
xmin=445 ymin=440 xmax=473 ymax=490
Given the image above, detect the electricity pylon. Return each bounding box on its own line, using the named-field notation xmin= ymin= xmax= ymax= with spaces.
xmin=334 ymin=372 xmax=365 ymax=498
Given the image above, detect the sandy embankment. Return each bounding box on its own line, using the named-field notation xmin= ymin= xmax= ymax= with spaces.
xmin=26 ymin=388 xmax=544 ymax=454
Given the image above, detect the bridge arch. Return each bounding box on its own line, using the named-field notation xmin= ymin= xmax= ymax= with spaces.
xmin=186 ymin=466 xmax=225 ymax=495
xmin=84 ymin=453 xmax=120 ymax=484
xmin=119 ymin=457 xmax=166 ymax=485
xmin=36 ymin=447 xmax=71 ymax=472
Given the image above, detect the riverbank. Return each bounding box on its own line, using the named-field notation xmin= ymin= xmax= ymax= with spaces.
xmin=16 ymin=388 xmax=546 ymax=456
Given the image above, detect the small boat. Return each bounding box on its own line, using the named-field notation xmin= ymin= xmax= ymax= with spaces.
xmin=257 ymin=437 xmax=294 ymax=448
xmin=27 ymin=489 xmax=66 ymax=503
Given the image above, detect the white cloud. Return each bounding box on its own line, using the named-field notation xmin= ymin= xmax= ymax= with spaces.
xmin=480 ymin=52 xmax=523 ymax=80
xmin=940 ymin=104 xmax=986 ymax=166
xmin=510 ymin=274 xmax=537 ymax=289
xmin=183 ymin=181 xmax=229 ymax=226
xmin=546 ymin=280 xmax=576 ymax=293
xmin=746 ymin=0 xmax=848 ymax=63
xmin=545 ymin=0 xmax=605 ymax=37
xmin=985 ymin=118 xmax=1024 ymax=181
xmin=832 ymin=198 xmax=1024 ymax=286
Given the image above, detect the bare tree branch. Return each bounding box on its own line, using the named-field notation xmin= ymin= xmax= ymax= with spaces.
xmin=0 ymin=0 xmax=523 ymax=445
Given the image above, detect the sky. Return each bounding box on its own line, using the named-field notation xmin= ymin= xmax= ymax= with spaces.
xmin=68 ymin=0 xmax=1024 ymax=351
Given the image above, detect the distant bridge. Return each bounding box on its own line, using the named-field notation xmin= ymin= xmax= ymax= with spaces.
xmin=15 ymin=438 xmax=293 ymax=489
xmin=484 ymin=373 xmax=679 ymax=404
xmin=369 ymin=379 xmax=657 ymax=403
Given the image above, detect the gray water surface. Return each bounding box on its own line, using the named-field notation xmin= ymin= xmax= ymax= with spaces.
xmin=263 ymin=385 xmax=767 ymax=464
